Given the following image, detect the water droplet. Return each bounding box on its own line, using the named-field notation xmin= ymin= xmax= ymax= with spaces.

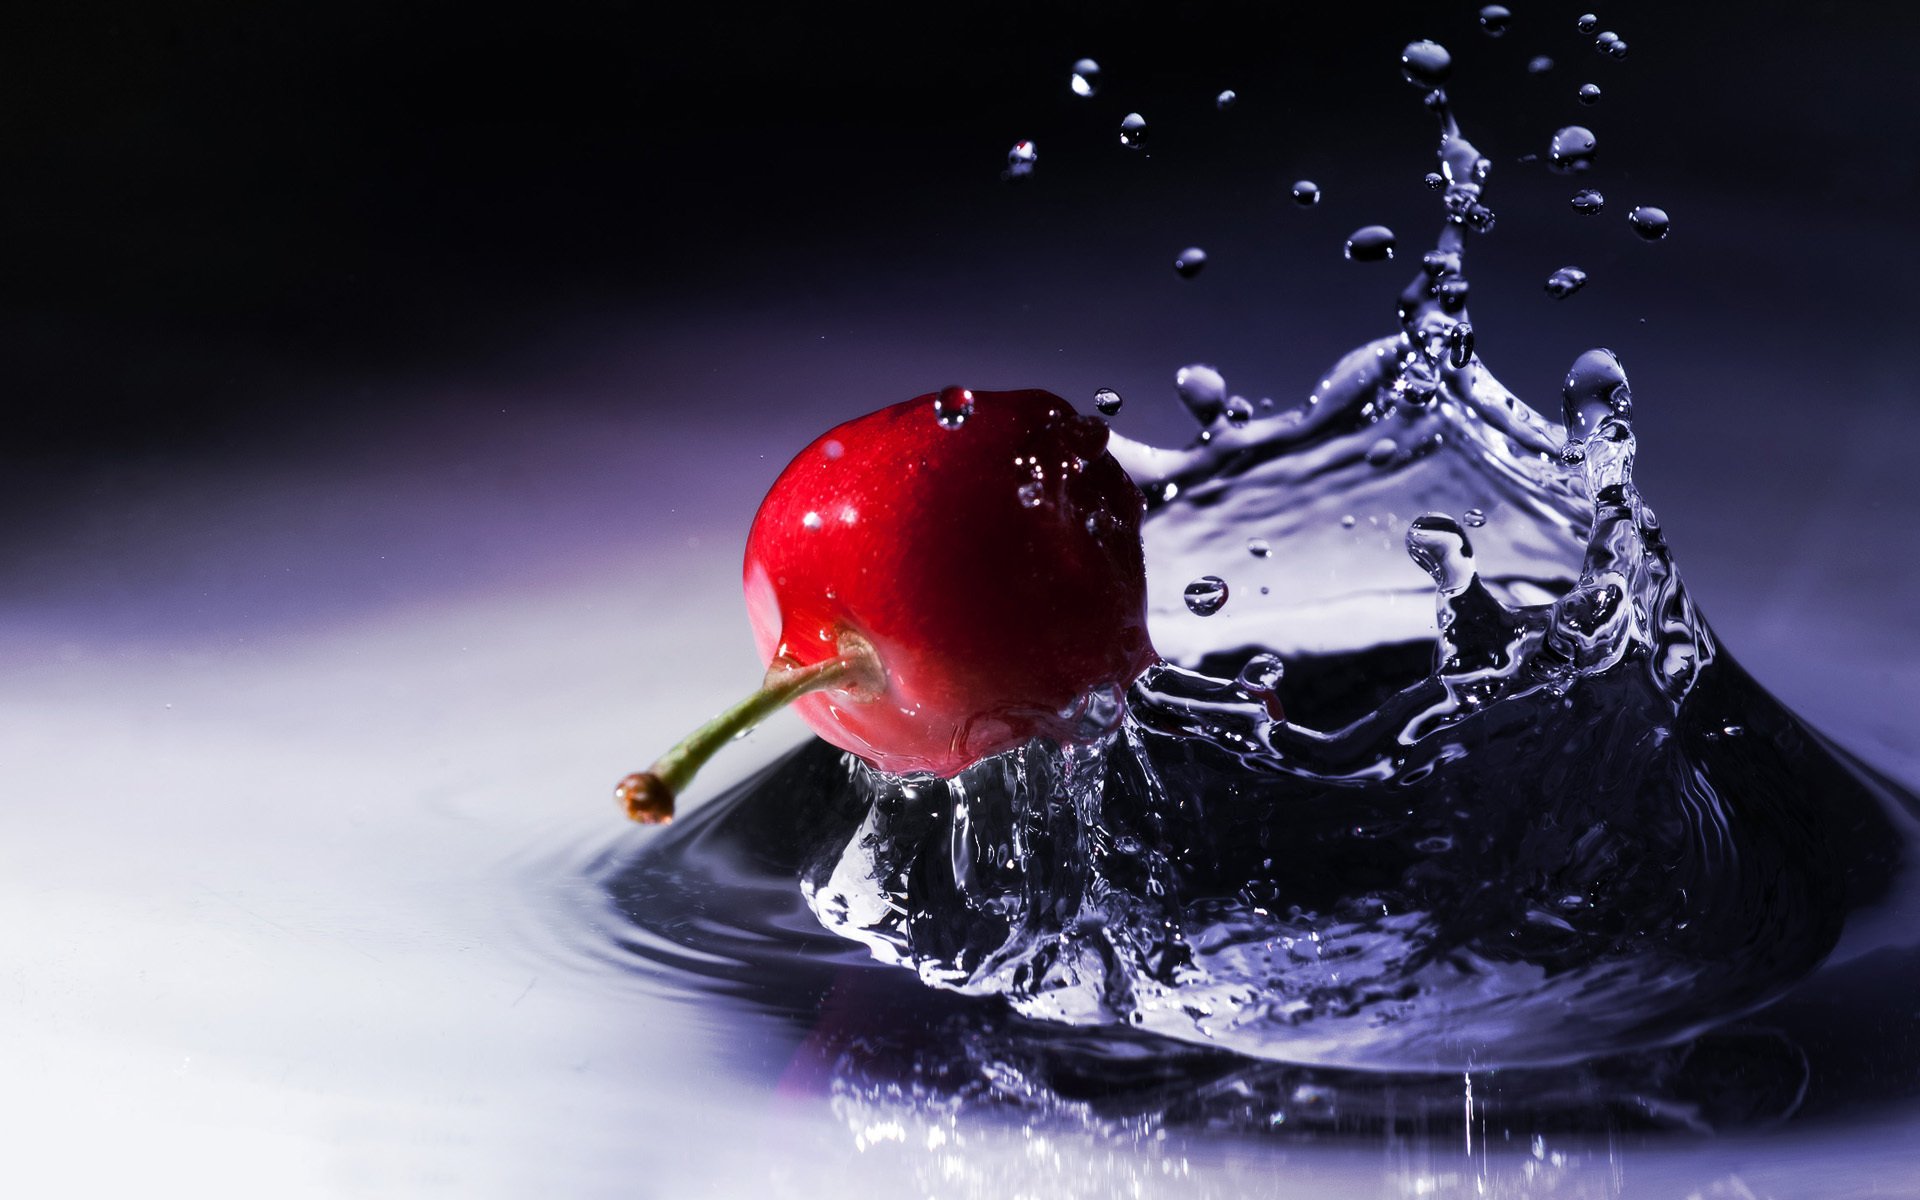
xmin=1629 ymin=205 xmax=1671 ymax=240
xmin=1215 ymin=89 xmax=1237 ymax=110
xmin=1400 ymin=40 xmax=1453 ymax=90
xmin=1174 ymin=247 xmax=1208 ymax=279
xmin=1290 ymin=180 xmax=1321 ymax=206
xmin=1005 ymin=139 xmax=1037 ymax=180
xmin=1119 ymin=112 xmax=1147 ymax=149
xmin=1594 ymin=31 xmax=1619 ymax=53
xmin=1463 ymin=507 xmax=1487 ymax=527
xmin=1578 ymin=82 xmax=1603 ymax=105
xmin=1437 ymin=276 xmax=1471 ymax=313
xmin=1341 ymin=514 xmax=1357 ymax=528
xmin=1562 ymin=348 xmax=1632 ymax=442
xmin=1344 ymin=225 xmax=1397 ymax=262
xmin=1607 ymin=38 xmax=1630 ymax=59
xmin=1406 ymin=513 xmax=1477 ymax=592
xmin=1545 ymin=266 xmax=1589 ymax=299
xmin=1184 ymin=576 xmax=1230 ymax=616
xmin=933 ymin=385 xmax=975 ymax=429
xmin=1366 ymin=437 xmax=1399 ymax=466
xmin=1017 ymin=481 xmax=1044 ymax=508
xmin=1478 ymin=5 xmax=1512 ymax=37
xmin=821 ymin=439 xmax=844 ymax=460
xmin=802 ymin=511 xmax=824 ymax=530
xmin=1236 ymin=652 xmax=1285 ymax=692
xmin=1224 ymin=396 xmax=1254 ymax=427
xmin=1175 ymin=364 xmax=1228 ymax=426
xmin=1527 ymin=55 xmax=1555 ymax=74
xmin=1548 ymin=126 xmax=1598 ymax=174
xmin=1070 ymin=58 xmax=1100 ymax=98
xmin=1448 ymin=321 xmax=1476 ymax=368
xmin=1423 ymin=170 xmax=1446 ymax=190
xmin=1571 ymin=188 xmax=1605 ymax=215
xmin=1576 ymin=13 xmax=1598 ymax=34
xmin=1247 ymin=537 xmax=1271 ymax=558
xmin=1093 ymin=387 xmax=1124 ymax=416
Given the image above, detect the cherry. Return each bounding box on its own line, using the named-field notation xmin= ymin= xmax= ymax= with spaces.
xmin=617 ymin=386 xmax=1156 ymax=823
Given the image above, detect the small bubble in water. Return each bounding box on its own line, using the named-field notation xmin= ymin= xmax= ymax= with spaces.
xmin=1571 ymin=188 xmax=1605 ymax=215
xmin=1629 ymin=205 xmax=1671 ymax=240
xmin=1401 ymin=40 xmax=1453 ymax=89
xmin=1184 ymin=576 xmax=1230 ymax=616
xmin=1291 ymin=180 xmax=1321 ymax=206
xmin=1237 ymin=652 xmax=1285 ymax=692
xmin=934 ymin=385 xmax=974 ymax=429
xmin=1247 ymin=537 xmax=1271 ymax=558
xmin=1577 ymin=13 xmax=1598 ymax=33
xmin=1174 ymin=247 xmax=1209 ymax=278
xmin=1005 ymin=139 xmax=1037 ymax=179
xmin=1093 ymin=387 xmax=1124 ymax=416
xmin=1119 ymin=112 xmax=1147 ymax=149
xmin=1215 ymin=88 xmax=1237 ymax=110
xmin=1527 ymin=55 xmax=1554 ymax=74
xmin=1423 ymin=170 xmax=1446 ymax=190
xmin=1478 ymin=5 xmax=1512 ymax=36
xmin=1464 ymin=507 xmax=1487 ymax=527
xmin=1070 ymin=58 xmax=1101 ymax=97
xmin=1578 ymin=82 xmax=1603 ymax=105
xmin=1176 ymin=364 xmax=1228 ymax=426
xmin=1017 ymin=480 xmax=1044 ymax=508
xmin=1224 ymin=395 xmax=1255 ymax=426
xmin=1545 ymin=266 xmax=1589 ymax=298
xmin=1345 ymin=225 xmax=1397 ymax=262
xmin=1548 ymin=125 xmax=1598 ymax=173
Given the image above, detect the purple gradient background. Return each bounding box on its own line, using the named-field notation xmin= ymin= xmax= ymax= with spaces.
xmin=5 ymin=2 xmax=1920 ymax=1195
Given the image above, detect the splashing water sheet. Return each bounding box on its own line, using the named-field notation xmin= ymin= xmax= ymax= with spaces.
xmin=581 ymin=24 xmax=1920 ymax=1200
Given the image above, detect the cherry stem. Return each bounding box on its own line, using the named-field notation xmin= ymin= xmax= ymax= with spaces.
xmin=616 ymin=640 xmax=879 ymax=824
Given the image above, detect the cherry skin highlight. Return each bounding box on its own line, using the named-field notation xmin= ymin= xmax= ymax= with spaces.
xmin=742 ymin=387 xmax=1156 ymax=777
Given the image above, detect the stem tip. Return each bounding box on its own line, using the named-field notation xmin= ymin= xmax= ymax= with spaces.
xmin=616 ymin=771 xmax=675 ymax=824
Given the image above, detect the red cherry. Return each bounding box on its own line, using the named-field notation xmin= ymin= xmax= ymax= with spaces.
xmin=616 ymin=386 xmax=1156 ymax=822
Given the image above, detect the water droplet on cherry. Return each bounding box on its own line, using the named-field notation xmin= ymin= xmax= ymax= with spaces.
xmin=934 ymin=385 xmax=975 ymax=429
xmin=1184 ymin=576 xmax=1230 ymax=616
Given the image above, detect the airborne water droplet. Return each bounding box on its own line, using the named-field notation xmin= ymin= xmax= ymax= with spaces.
xmin=1545 ymin=266 xmax=1589 ymax=298
xmin=1345 ymin=225 xmax=1397 ymax=262
xmin=1629 ymin=206 xmax=1671 ymax=240
xmin=1247 ymin=537 xmax=1271 ymax=558
xmin=1571 ymin=188 xmax=1606 ymax=215
xmin=1423 ymin=171 xmax=1446 ymax=191
xmin=1478 ymin=5 xmax=1512 ymax=37
xmin=1119 ymin=112 xmax=1147 ymax=149
xmin=1215 ymin=89 xmax=1237 ymax=110
xmin=1463 ymin=507 xmax=1487 ymax=527
xmin=1548 ymin=126 xmax=1598 ymax=174
xmin=1174 ymin=247 xmax=1209 ymax=279
xmin=1576 ymin=13 xmax=1598 ymax=34
xmin=1184 ymin=576 xmax=1230 ymax=616
xmin=1005 ymin=139 xmax=1037 ymax=180
xmin=1291 ymin=180 xmax=1322 ymax=206
xmin=1224 ymin=396 xmax=1254 ymax=427
xmin=1578 ymin=82 xmax=1603 ymax=105
xmin=1070 ymin=58 xmax=1100 ymax=97
xmin=1093 ymin=387 xmax=1124 ymax=416
xmin=1400 ymin=40 xmax=1453 ymax=90
xmin=934 ymin=385 xmax=975 ymax=429
xmin=1366 ymin=437 xmax=1399 ymax=466
xmin=1594 ymin=31 xmax=1620 ymax=53
xmin=1175 ymin=364 xmax=1229 ymax=426
xmin=1527 ymin=55 xmax=1554 ymax=74
xmin=1608 ymin=38 xmax=1630 ymax=59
